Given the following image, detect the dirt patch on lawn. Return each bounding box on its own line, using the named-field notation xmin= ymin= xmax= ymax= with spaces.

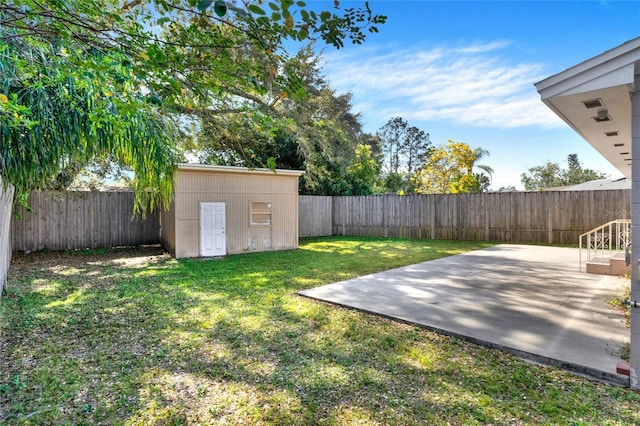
xmin=8 ymin=246 xmax=170 ymax=277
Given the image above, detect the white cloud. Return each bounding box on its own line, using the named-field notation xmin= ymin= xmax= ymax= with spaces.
xmin=322 ymin=41 xmax=564 ymax=129
xmin=453 ymin=40 xmax=512 ymax=54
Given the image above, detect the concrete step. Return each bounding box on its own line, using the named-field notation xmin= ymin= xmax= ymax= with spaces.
xmin=586 ymin=255 xmax=630 ymax=276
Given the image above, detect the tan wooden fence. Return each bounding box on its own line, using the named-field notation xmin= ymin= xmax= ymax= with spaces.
xmin=298 ymin=195 xmax=333 ymax=237
xmin=8 ymin=189 xmax=633 ymax=253
xmin=0 ymin=179 xmax=15 ymax=295
xmin=11 ymin=190 xmax=160 ymax=252
xmin=300 ymin=190 xmax=631 ymax=245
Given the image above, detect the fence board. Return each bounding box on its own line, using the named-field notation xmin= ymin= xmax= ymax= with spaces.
xmin=298 ymin=195 xmax=333 ymax=237
xmin=11 ymin=190 xmax=160 ymax=252
xmin=300 ymin=190 xmax=631 ymax=244
xmin=9 ymin=189 xmax=634 ymax=255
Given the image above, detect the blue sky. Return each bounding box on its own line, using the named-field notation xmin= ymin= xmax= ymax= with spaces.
xmin=312 ymin=0 xmax=640 ymax=189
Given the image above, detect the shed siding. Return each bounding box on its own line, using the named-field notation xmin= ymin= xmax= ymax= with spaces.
xmin=171 ymin=169 xmax=300 ymax=258
xmin=160 ymin=200 xmax=176 ymax=256
xmin=176 ymin=171 xmax=298 ymax=194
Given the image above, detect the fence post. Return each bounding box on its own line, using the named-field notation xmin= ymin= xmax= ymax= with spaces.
xmin=484 ymin=193 xmax=490 ymax=242
xmin=547 ymin=192 xmax=554 ymax=245
xmin=430 ymin=195 xmax=436 ymax=240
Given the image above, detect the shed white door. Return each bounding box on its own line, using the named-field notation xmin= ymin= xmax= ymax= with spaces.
xmin=200 ymin=202 xmax=226 ymax=256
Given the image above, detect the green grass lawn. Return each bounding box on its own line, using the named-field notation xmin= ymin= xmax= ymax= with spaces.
xmin=1 ymin=236 xmax=639 ymax=425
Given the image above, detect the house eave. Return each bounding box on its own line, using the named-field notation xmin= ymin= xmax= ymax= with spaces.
xmin=535 ymin=37 xmax=640 ymax=179
xmin=535 ymin=37 xmax=640 ymax=98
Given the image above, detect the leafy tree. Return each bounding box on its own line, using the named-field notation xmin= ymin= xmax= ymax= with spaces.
xmin=359 ymin=132 xmax=383 ymax=164
xmin=475 ymin=171 xmax=492 ymax=193
xmin=405 ymin=126 xmax=431 ymax=174
xmin=377 ymin=117 xmax=432 ymax=193
xmin=470 ymin=149 xmax=493 ymax=193
xmin=379 ymin=117 xmax=408 ymax=175
xmin=520 ymin=154 xmax=608 ymax=190
xmin=520 ymin=161 xmax=563 ymax=191
xmin=413 ymin=139 xmax=493 ymax=194
xmin=0 ymin=1 xmax=386 ymax=211
xmin=378 ymin=117 xmax=431 ymax=174
xmin=563 ymin=153 xmax=608 ymax=185
xmin=347 ymin=144 xmax=379 ymax=195
xmin=192 ymin=44 xmax=381 ymax=195
xmin=382 ymin=173 xmax=406 ymax=194
xmin=0 ymin=40 xmax=177 ymax=214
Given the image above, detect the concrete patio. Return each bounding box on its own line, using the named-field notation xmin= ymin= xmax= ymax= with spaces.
xmin=299 ymin=244 xmax=630 ymax=385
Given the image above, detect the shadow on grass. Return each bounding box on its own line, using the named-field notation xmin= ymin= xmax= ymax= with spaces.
xmin=1 ymin=238 xmax=638 ymax=425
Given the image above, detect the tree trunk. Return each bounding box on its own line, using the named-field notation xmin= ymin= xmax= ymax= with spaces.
xmin=0 ymin=178 xmax=15 ymax=297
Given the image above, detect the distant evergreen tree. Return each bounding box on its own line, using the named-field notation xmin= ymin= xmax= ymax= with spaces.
xmin=520 ymin=154 xmax=608 ymax=190
xmin=377 ymin=117 xmax=432 ymax=193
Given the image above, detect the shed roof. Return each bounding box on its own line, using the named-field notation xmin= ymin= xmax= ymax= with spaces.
xmin=535 ymin=37 xmax=640 ymax=179
xmin=178 ymin=163 xmax=305 ymax=177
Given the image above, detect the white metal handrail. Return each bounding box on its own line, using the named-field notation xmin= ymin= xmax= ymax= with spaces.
xmin=579 ymin=219 xmax=631 ymax=271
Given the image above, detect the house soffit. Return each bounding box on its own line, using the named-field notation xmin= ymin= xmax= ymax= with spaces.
xmin=535 ymin=37 xmax=640 ymax=179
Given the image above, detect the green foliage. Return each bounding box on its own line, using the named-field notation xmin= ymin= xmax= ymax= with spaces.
xmin=274 ymin=48 xmax=380 ymax=195
xmin=520 ymin=154 xmax=609 ymax=190
xmin=413 ymin=139 xmax=492 ymax=194
xmin=0 ymin=40 xmax=177 ymax=215
xmin=192 ymin=45 xmax=382 ymax=195
xmin=564 ymin=153 xmax=609 ymax=185
xmin=520 ymin=161 xmax=563 ymax=191
xmin=347 ymin=144 xmax=379 ymax=195
xmin=0 ymin=0 xmax=386 ymax=209
xmin=382 ymin=172 xmax=406 ymax=194
xmin=379 ymin=117 xmax=407 ymax=175
xmin=607 ymin=281 xmax=631 ymax=329
xmin=378 ymin=117 xmax=431 ymax=175
xmin=377 ymin=117 xmax=432 ymax=194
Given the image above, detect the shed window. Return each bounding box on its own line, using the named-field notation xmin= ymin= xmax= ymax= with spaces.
xmin=251 ymin=202 xmax=272 ymax=226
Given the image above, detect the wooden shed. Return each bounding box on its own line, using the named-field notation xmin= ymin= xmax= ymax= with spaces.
xmin=160 ymin=164 xmax=305 ymax=258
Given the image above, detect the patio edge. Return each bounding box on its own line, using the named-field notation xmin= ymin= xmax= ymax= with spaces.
xmin=298 ymin=292 xmax=630 ymax=388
